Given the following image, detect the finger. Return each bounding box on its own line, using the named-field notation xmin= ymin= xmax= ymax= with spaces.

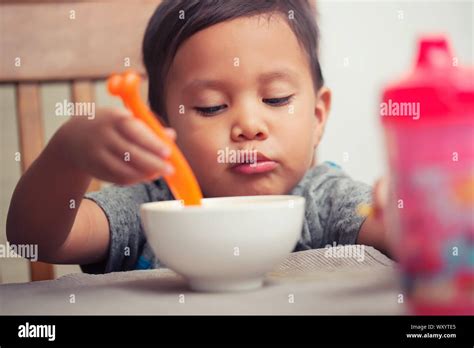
xmin=164 ymin=128 xmax=177 ymax=141
xmin=373 ymin=177 xmax=388 ymax=220
xmin=127 ymin=148 xmax=175 ymax=177
xmin=98 ymin=148 xmax=147 ymax=185
xmin=111 ymin=107 xmax=133 ymax=118
xmin=114 ymin=117 xmax=172 ymax=158
xmin=376 ymin=177 xmax=388 ymax=208
xmin=105 ymin=130 xmax=174 ymax=176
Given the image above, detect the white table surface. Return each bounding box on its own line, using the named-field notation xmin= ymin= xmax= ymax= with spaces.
xmin=0 ymin=246 xmax=404 ymax=315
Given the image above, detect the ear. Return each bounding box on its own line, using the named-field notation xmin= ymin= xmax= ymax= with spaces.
xmin=313 ymin=87 xmax=331 ymax=147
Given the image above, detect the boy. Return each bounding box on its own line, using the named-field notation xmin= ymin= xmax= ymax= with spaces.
xmin=7 ymin=0 xmax=389 ymax=273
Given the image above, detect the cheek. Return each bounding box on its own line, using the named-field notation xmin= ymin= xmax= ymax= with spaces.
xmin=169 ymin=118 xmax=226 ymax=175
xmin=277 ymin=103 xmax=317 ymax=153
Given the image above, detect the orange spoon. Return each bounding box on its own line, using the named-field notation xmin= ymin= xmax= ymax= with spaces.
xmin=107 ymin=71 xmax=202 ymax=206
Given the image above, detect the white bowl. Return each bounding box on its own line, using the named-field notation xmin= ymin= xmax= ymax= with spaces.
xmin=140 ymin=195 xmax=305 ymax=292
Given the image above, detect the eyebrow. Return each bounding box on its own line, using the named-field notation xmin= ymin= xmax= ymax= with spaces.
xmin=257 ymin=69 xmax=299 ymax=85
xmin=182 ymin=69 xmax=299 ymax=93
xmin=182 ymin=79 xmax=227 ymax=94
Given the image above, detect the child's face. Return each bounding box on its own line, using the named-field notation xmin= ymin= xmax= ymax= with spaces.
xmin=165 ymin=14 xmax=330 ymax=197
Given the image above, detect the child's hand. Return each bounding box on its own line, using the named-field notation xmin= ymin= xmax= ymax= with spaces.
xmin=357 ymin=176 xmax=394 ymax=258
xmin=372 ymin=176 xmax=394 ymax=258
xmin=372 ymin=176 xmax=389 ymax=222
xmin=57 ymin=108 xmax=176 ymax=185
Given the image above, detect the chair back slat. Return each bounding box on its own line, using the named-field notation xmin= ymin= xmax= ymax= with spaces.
xmin=16 ymin=82 xmax=55 ymax=281
xmin=16 ymin=83 xmax=44 ymax=171
xmin=0 ymin=1 xmax=160 ymax=82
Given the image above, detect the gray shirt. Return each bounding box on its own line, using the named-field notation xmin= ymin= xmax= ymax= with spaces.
xmin=81 ymin=161 xmax=372 ymax=274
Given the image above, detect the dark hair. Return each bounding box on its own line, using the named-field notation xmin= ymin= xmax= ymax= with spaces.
xmin=143 ymin=0 xmax=324 ymax=122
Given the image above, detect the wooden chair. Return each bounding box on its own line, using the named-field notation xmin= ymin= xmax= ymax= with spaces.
xmin=0 ymin=0 xmax=161 ymax=281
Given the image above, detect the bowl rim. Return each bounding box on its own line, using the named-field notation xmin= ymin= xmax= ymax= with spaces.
xmin=140 ymin=195 xmax=305 ymax=213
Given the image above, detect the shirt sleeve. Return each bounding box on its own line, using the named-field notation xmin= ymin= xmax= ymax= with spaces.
xmin=291 ymin=162 xmax=372 ymax=249
xmin=80 ymin=179 xmax=172 ymax=274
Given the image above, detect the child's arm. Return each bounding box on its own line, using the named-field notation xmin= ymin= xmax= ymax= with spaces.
xmin=358 ymin=214 xmax=390 ymax=257
xmin=357 ymin=178 xmax=392 ymax=258
xmin=6 ymin=108 xmax=175 ymax=265
xmin=6 ymin=136 xmax=110 ymax=264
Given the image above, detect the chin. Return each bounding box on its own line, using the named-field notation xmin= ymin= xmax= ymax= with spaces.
xmin=201 ymin=169 xmax=296 ymax=197
xmin=205 ymin=182 xmax=287 ymax=198
xmin=233 ymin=188 xmax=279 ymax=196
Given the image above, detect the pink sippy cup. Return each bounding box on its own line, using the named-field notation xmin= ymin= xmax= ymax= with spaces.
xmin=380 ymin=36 xmax=474 ymax=315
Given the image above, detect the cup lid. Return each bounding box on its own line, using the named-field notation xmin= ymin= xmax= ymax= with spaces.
xmin=381 ymin=36 xmax=474 ymax=126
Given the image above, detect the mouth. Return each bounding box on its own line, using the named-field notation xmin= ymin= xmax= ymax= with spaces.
xmin=230 ymin=151 xmax=278 ymax=175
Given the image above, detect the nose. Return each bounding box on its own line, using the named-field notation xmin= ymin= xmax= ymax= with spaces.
xmin=230 ymin=104 xmax=269 ymax=142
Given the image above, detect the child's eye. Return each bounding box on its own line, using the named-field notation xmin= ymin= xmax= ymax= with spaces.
xmin=263 ymin=95 xmax=294 ymax=107
xmin=193 ymin=105 xmax=227 ymax=116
